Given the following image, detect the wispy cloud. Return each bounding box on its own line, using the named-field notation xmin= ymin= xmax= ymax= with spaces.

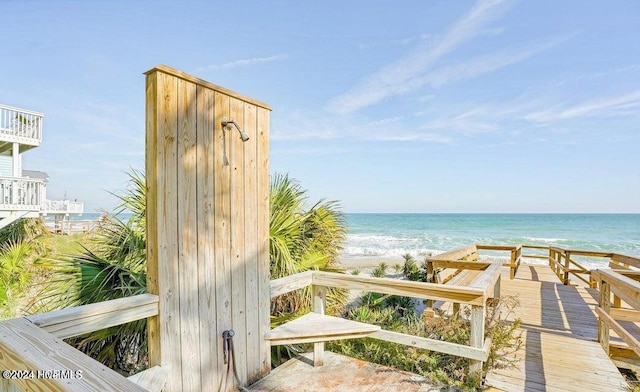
xmin=198 ymin=54 xmax=288 ymax=71
xmin=326 ymin=0 xmax=512 ymax=113
xmin=525 ymin=90 xmax=640 ymax=122
xmin=411 ymin=36 xmax=570 ymax=89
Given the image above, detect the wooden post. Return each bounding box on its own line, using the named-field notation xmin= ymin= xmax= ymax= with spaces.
xmin=563 ymin=251 xmax=571 ymax=285
xmin=598 ymin=280 xmax=611 ymax=354
xmin=549 ymin=249 xmax=554 ymax=270
xmin=312 ymin=285 xmax=327 ymax=366
xmin=509 ymin=249 xmax=516 ymax=280
xmin=426 ymin=261 xmax=434 ymax=315
xmin=469 ymin=305 xmax=485 ymax=375
xmin=493 ymin=274 xmax=501 ymax=299
xmin=145 ymin=65 xmax=271 ymax=391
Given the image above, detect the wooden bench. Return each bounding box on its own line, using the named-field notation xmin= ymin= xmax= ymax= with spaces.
xmin=425 ymin=245 xmax=502 ymax=316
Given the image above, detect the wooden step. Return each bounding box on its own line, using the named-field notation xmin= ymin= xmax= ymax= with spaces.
xmin=266 ymin=312 xmax=381 ymax=345
xmin=127 ymin=366 xmax=169 ymax=392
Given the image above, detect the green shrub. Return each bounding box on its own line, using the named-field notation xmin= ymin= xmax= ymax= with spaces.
xmin=351 ymin=268 xmax=361 ymax=275
xmin=402 ymin=254 xmax=422 ymax=281
xmin=372 ymin=264 xmax=386 ymax=278
xmin=329 ymin=295 xmax=523 ymax=391
xmin=393 ymin=263 xmax=402 ymax=274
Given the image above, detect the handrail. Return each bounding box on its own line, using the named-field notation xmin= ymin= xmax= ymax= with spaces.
xmin=593 ymin=269 xmax=640 ymax=359
xmin=269 ymin=267 xmax=500 ymax=375
xmin=0 ymin=294 xmax=159 ymax=391
xmin=27 ymin=293 xmax=158 ymax=339
xmin=0 ymin=104 xmax=43 ymax=142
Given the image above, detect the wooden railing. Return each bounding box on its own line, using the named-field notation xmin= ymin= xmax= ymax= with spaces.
xmin=431 ymin=243 xmax=640 ymax=287
xmin=43 ymin=199 xmax=85 ymax=214
xmin=0 ymin=104 xmax=43 ymax=144
xmin=476 ymin=244 xmax=522 ymax=279
xmin=0 ymin=294 xmax=167 ymax=391
xmin=593 ymin=269 xmax=640 ymax=363
xmin=268 ymin=266 xmax=501 ymax=375
xmin=0 ymin=177 xmax=44 ymax=211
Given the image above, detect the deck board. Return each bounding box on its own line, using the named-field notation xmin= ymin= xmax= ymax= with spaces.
xmin=485 ymin=264 xmax=628 ymax=391
xmin=253 ymin=264 xmax=629 ymax=391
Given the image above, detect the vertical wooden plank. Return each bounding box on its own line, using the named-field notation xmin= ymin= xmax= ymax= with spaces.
xmin=598 ymin=280 xmax=611 ymax=354
xmin=563 ymin=252 xmax=571 ymax=285
xmin=157 ymin=72 xmax=182 ymax=391
xmin=469 ymin=305 xmax=485 ymax=375
xmin=229 ymin=97 xmax=248 ymax=386
xmin=196 ymin=86 xmax=219 ymax=390
xmin=177 ymin=78 xmax=200 ymax=391
xmin=214 ymin=91 xmax=233 ymax=390
xmin=312 ymin=285 xmax=327 ymax=366
xmin=243 ymin=102 xmax=260 ymax=383
xmin=145 ymin=71 xmax=160 ymax=370
xmin=256 ymin=107 xmax=271 ymax=376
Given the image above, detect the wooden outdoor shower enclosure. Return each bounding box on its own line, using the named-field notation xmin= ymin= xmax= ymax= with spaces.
xmin=145 ymin=65 xmax=271 ymax=391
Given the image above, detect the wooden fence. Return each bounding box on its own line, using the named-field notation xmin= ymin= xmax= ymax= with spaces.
xmin=268 ymin=266 xmax=502 ymax=376
xmin=593 ymin=269 xmax=640 ymax=366
xmin=0 ymin=294 xmax=166 ymax=391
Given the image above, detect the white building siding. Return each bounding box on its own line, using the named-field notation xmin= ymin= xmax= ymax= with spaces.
xmin=0 ymin=155 xmax=13 ymax=177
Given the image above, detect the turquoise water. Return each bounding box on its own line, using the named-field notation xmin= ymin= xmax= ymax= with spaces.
xmin=63 ymin=212 xmax=640 ymax=268
xmin=343 ymin=214 xmax=640 ymax=268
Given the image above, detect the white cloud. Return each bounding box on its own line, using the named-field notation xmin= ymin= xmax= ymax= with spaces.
xmin=525 ymin=90 xmax=640 ymax=122
xmin=410 ymin=36 xmax=569 ymax=89
xmin=326 ymin=0 xmax=512 ymax=113
xmin=198 ymin=54 xmax=288 ymax=71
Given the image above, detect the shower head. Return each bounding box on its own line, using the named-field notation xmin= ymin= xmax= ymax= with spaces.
xmin=222 ymin=118 xmax=249 ymax=142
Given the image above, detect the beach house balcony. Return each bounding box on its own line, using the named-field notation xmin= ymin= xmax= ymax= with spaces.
xmin=0 ymin=105 xmax=83 ymax=229
xmin=0 ymin=104 xmax=43 ymax=153
xmin=0 ymin=177 xmax=44 ymax=214
xmin=43 ymin=199 xmax=84 ymax=215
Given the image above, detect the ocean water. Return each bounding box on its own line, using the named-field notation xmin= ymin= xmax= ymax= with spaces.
xmin=342 ymin=214 xmax=640 ymax=269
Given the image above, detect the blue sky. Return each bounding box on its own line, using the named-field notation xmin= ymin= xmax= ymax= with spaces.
xmin=2 ymin=0 xmax=639 ymax=213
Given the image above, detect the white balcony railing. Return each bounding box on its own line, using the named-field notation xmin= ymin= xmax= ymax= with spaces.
xmin=0 ymin=177 xmax=44 ymax=211
xmin=43 ymin=199 xmax=84 ymax=214
xmin=0 ymin=104 xmax=43 ymax=144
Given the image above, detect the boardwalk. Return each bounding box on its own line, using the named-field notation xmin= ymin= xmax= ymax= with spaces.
xmin=486 ymin=264 xmax=628 ymax=392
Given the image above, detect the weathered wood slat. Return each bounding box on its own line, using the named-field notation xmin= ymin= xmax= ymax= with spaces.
xmin=612 ymin=253 xmax=640 ymax=270
xmin=266 ymin=313 xmax=380 ymax=345
xmin=177 ymin=77 xmax=201 ymax=392
xmin=256 ymin=107 xmax=271 ymax=377
xmin=430 ymin=245 xmax=478 ymax=261
xmin=312 ymin=271 xmax=486 ymax=305
xmin=598 ymin=269 xmax=640 ymax=309
xmin=469 ymin=262 xmax=503 ymax=298
xmin=243 ymin=101 xmax=261 ymax=383
xmin=270 ymin=271 xmax=314 ymax=298
xmin=597 ymin=307 xmax=640 ymax=357
xmin=195 ymin=84 xmax=219 ymax=392
xmin=230 ymin=96 xmax=248 ymax=386
xmin=476 ymin=244 xmax=517 ymax=251
xmin=26 ymin=293 xmax=158 ymax=339
xmin=214 ymin=91 xmax=233 ymax=388
xmin=369 ymin=330 xmax=490 ymax=361
xmin=0 ymin=318 xmax=146 ymax=391
xmin=127 ymin=366 xmax=169 ymax=392
xmin=430 ymin=260 xmax=491 ymax=270
xmin=610 ymin=308 xmax=640 ymax=323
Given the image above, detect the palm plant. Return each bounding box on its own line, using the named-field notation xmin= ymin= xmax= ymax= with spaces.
xmin=43 ymin=170 xmax=347 ymax=373
xmin=40 ymin=169 xmax=148 ymax=372
xmin=269 ymin=174 xmax=347 ymax=318
xmin=0 ymin=241 xmax=32 ymax=318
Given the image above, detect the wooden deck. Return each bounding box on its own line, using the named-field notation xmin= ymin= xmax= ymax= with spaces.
xmin=253 ymin=265 xmax=630 ymax=392
xmin=486 ymin=264 xmax=629 ymax=391
xmin=247 ymin=351 xmax=439 ymax=392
